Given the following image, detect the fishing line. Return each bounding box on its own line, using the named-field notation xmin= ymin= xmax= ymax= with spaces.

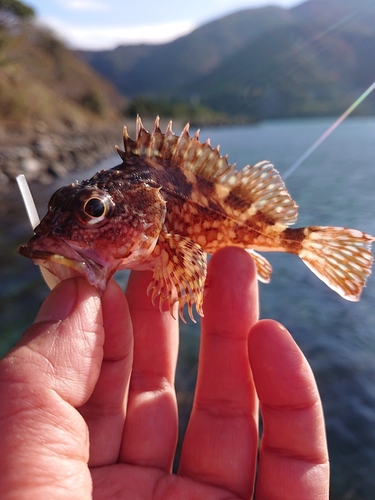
xmin=283 ymin=81 xmax=375 ymax=180
xmin=250 ymin=1 xmax=375 ymax=100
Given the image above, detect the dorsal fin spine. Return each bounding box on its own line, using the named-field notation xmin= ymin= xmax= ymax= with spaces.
xmin=136 ymin=114 xmax=149 ymax=141
xmin=115 ymin=145 xmax=127 ymax=162
xmin=153 ymin=116 xmax=161 ymax=134
xmin=166 ymin=120 xmax=173 ymax=137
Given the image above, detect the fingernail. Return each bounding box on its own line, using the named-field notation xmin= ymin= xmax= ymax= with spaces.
xmin=35 ymin=279 xmax=77 ymax=323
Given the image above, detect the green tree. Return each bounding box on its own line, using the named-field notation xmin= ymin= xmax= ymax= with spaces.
xmin=0 ymin=0 xmax=35 ymax=20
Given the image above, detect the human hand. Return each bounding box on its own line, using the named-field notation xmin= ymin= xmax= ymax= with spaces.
xmin=0 ymin=247 xmax=329 ymax=499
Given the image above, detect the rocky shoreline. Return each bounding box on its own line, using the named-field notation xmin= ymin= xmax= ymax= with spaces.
xmin=0 ymin=117 xmax=187 ymax=203
xmin=0 ymin=123 xmax=125 ymax=195
xmin=0 ymin=117 xmax=185 ymax=197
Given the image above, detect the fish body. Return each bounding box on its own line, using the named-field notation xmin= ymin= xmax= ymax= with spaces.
xmin=19 ymin=117 xmax=375 ymax=320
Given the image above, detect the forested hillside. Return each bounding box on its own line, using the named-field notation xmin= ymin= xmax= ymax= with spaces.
xmin=80 ymin=0 xmax=375 ymax=121
xmin=0 ymin=2 xmax=124 ymax=137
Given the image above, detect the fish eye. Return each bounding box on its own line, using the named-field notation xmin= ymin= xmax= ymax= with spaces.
xmin=84 ymin=197 xmax=106 ymax=218
xmin=74 ymin=189 xmax=114 ymax=227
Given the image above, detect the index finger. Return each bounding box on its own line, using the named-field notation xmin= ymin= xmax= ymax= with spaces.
xmin=120 ymin=270 xmax=179 ymax=472
xmin=79 ymin=279 xmax=134 ymax=467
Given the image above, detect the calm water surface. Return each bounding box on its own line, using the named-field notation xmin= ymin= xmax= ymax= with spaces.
xmin=1 ymin=117 xmax=375 ymax=498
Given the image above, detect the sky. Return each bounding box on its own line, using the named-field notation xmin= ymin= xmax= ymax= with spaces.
xmin=28 ymin=0 xmax=303 ymax=50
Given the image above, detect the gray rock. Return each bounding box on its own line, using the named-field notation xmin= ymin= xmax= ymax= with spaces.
xmin=32 ymin=138 xmax=60 ymax=161
xmin=48 ymin=161 xmax=68 ymax=178
xmin=21 ymin=156 xmax=43 ymax=176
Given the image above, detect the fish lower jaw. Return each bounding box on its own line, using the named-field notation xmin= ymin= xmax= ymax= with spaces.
xmin=18 ymin=245 xmax=111 ymax=292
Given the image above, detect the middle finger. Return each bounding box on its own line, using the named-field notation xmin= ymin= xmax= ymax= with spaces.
xmin=179 ymin=248 xmax=260 ymax=499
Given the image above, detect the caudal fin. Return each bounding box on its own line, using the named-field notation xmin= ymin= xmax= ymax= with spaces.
xmin=299 ymin=226 xmax=374 ymax=301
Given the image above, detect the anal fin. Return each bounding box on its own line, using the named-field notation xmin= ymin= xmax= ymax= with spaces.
xmin=147 ymin=232 xmax=207 ymax=322
xmin=246 ymin=249 xmax=272 ymax=283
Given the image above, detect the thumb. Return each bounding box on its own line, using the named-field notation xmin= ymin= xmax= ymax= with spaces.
xmin=9 ymin=276 xmax=105 ymax=406
xmin=0 ymin=277 xmax=104 ymax=499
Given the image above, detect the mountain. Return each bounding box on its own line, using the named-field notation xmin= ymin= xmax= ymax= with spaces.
xmin=79 ymin=0 xmax=375 ymax=121
xmin=186 ymin=1 xmax=375 ymax=118
xmin=79 ymin=6 xmax=292 ymax=98
xmin=0 ymin=4 xmax=125 ymax=138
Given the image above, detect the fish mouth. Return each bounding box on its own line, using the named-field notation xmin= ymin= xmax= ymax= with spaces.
xmin=19 ymin=246 xmax=87 ymax=271
xmin=18 ymin=244 xmax=109 ymax=291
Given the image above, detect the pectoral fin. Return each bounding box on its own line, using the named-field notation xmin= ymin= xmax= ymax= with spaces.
xmin=147 ymin=232 xmax=207 ymax=321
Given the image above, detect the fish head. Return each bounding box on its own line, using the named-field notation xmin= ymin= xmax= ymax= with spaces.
xmin=19 ymin=172 xmax=166 ymax=291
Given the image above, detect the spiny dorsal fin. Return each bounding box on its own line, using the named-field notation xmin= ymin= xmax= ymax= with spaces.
xmin=115 ymin=116 xmax=298 ymax=226
xmin=116 ymin=116 xmax=234 ymax=178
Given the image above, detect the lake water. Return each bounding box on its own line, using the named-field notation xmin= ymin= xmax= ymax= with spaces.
xmin=1 ymin=117 xmax=375 ymax=498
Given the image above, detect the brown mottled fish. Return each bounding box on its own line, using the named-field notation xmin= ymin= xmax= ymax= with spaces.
xmin=19 ymin=116 xmax=375 ymax=320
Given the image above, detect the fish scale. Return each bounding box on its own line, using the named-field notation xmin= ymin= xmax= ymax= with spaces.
xmin=19 ymin=116 xmax=375 ymax=321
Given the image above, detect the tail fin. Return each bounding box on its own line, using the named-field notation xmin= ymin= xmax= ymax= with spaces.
xmin=299 ymin=226 xmax=374 ymax=301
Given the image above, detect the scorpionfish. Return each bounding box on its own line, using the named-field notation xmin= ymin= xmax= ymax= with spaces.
xmin=19 ymin=116 xmax=375 ymax=320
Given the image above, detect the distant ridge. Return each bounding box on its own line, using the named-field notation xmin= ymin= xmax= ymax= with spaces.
xmin=79 ymin=0 xmax=375 ymax=121
xmin=79 ymin=6 xmax=292 ymax=97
